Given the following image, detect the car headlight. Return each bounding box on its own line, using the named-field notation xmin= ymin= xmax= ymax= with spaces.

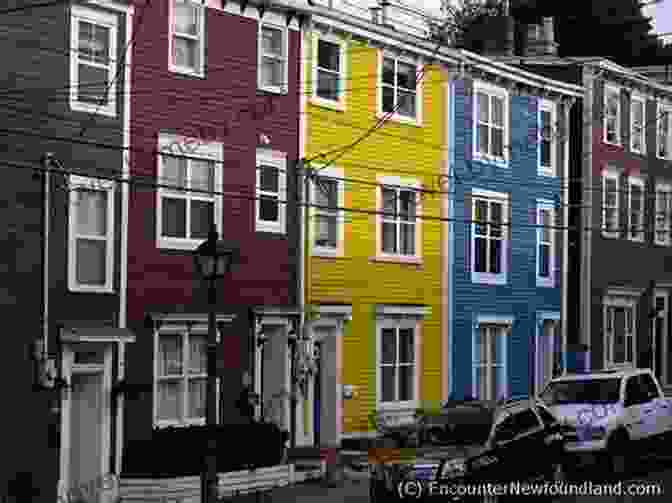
xmin=440 ymin=458 xmax=467 ymax=479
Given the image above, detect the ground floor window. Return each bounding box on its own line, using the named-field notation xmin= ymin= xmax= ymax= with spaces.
xmin=472 ymin=324 xmax=508 ymax=401
xmin=378 ymin=318 xmax=419 ymax=407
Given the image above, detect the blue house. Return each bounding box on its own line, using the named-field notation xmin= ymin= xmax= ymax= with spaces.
xmin=445 ymin=54 xmax=583 ymax=401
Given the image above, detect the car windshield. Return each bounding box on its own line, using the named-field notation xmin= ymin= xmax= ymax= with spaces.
xmin=540 ymin=378 xmax=621 ymax=405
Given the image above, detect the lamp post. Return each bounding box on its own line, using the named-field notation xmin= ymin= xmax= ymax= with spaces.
xmin=287 ymin=322 xmax=298 ymax=449
xmin=194 ymin=226 xmax=238 ymax=503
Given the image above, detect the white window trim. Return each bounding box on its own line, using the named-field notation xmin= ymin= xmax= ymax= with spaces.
xmin=630 ymin=94 xmax=646 ymax=155
xmin=168 ymin=0 xmax=206 ymax=78
xmin=258 ymin=21 xmax=289 ymax=94
xmin=310 ymin=33 xmax=347 ymax=111
xmin=375 ymin=175 xmax=423 ymax=264
xmin=472 ymin=80 xmax=510 ymax=165
xmin=603 ymin=296 xmax=637 ymax=369
xmin=69 ymin=5 xmax=118 ymax=117
xmin=603 ymin=84 xmax=621 ymax=146
xmin=152 ymin=325 xmax=221 ymax=429
xmin=471 ymin=188 xmax=509 ymax=285
xmin=536 ymin=200 xmax=555 ymax=288
xmin=156 ymin=133 xmax=224 ymax=251
xmin=627 ymin=176 xmax=646 ymax=243
xmin=471 ymin=321 xmax=509 ymax=401
xmin=68 ymin=175 xmax=116 ymax=293
xmin=655 ymin=183 xmax=672 ymax=246
xmin=602 ymin=170 xmax=620 ymax=239
xmin=255 ymin=149 xmax=287 ymax=234
xmin=538 ymin=99 xmax=556 ymax=177
xmin=311 ymin=165 xmax=345 ymax=257
xmin=376 ymin=51 xmax=423 ymax=127
xmin=657 ymin=102 xmax=672 ymax=160
xmin=375 ymin=317 xmax=421 ymax=412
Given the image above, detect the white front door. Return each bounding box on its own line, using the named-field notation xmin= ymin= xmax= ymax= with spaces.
xmin=652 ymin=293 xmax=668 ymax=385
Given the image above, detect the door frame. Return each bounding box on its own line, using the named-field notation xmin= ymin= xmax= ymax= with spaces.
xmin=653 ymin=290 xmax=669 ymax=385
xmin=58 ymin=343 xmax=113 ymax=497
xmin=535 ymin=312 xmax=560 ymax=396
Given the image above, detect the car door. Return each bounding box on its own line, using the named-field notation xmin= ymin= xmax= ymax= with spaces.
xmin=638 ymin=373 xmax=671 ymax=440
xmin=623 ymin=375 xmax=652 ymax=441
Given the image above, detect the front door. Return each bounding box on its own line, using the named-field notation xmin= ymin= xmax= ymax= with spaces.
xmin=652 ymin=294 xmax=668 ymax=385
xmin=313 ymin=342 xmax=321 ymax=445
xmin=535 ymin=320 xmax=557 ymax=395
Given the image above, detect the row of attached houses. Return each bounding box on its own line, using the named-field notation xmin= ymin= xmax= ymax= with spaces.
xmin=1 ymin=0 xmax=671 ymax=501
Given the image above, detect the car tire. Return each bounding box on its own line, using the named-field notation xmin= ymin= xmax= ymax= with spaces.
xmin=606 ymin=430 xmax=630 ymax=476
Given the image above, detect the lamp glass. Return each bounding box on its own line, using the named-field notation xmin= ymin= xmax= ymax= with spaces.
xmin=215 ymin=253 xmax=232 ymax=276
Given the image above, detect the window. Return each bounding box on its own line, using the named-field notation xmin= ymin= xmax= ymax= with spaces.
xmin=628 ymin=177 xmax=645 ymax=242
xmin=471 ymin=191 xmax=508 ymax=285
xmin=604 ymin=302 xmax=635 ymax=367
xmin=658 ymin=104 xmax=672 ymax=159
xmin=255 ymin=150 xmax=287 ymax=234
xmin=539 ymin=100 xmax=556 ymax=176
xmin=655 ymin=184 xmax=672 ymax=246
xmin=624 ymin=376 xmax=649 ymax=406
xmin=258 ymin=23 xmax=287 ymax=93
xmin=70 ymin=5 xmax=117 ymax=116
xmin=378 ymin=182 xmax=420 ymax=258
xmin=68 ymin=176 xmax=115 ymax=292
xmin=170 ymin=0 xmax=205 ymax=76
xmin=312 ymin=167 xmax=344 ymax=256
xmin=378 ymin=319 xmax=418 ymax=408
xmin=604 ymin=85 xmax=621 ymax=145
xmin=630 ymin=96 xmax=646 ymax=154
xmin=154 ymin=329 xmax=217 ymax=427
xmin=472 ymin=324 xmax=507 ymax=401
xmin=474 ymin=82 xmax=508 ymax=162
xmin=380 ymin=55 xmax=419 ymax=121
xmin=536 ymin=203 xmax=554 ymax=287
xmin=313 ymin=37 xmax=344 ymax=105
xmin=537 ymin=406 xmax=558 ymax=427
xmin=156 ymin=133 xmax=223 ymax=250
xmin=602 ymin=171 xmax=620 ymax=238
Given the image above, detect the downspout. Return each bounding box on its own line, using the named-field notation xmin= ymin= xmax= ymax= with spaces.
xmin=561 ymin=100 xmax=571 ymax=375
xmin=41 ymin=153 xmax=52 ymax=360
xmin=582 ymin=68 xmax=595 ymax=371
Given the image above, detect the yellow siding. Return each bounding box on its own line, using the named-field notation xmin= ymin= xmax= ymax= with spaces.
xmin=305 ymin=34 xmax=446 ymax=435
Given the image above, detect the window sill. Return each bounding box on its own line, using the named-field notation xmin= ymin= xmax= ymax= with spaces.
xmin=68 ymin=284 xmax=115 ymax=294
xmin=310 ymin=96 xmax=345 ymax=112
xmin=70 ymin=100 xmax=116 ymax=118
xmin=630 ymin=148 xmax=645 ymax=156
xmin=654 ymin=240 xmax=671 ymax=247
xmin=603 ymin=139 xmax=622 ymax=148
xmin=538 ymin=168 xmax=556 ymax=178
xmin=157 ymin=237 xmax=203 ymax=252
xmin=154 ymin=419 xmax=205 ymax=430
xmin=169 ymin=65 xmax=205 ymax=79
xmin=256 ymin=221 xmax=286 ymax=235
xmin=472 ymin=154 xmax=508 ymax=167
xmin=656 ymin=154 xmax=672 ymax=161
xmin=376 ymin=401 xmax=419 ymax=412
xmin=471 ymin=272 xmax=507 ymax=285
xmin=628 ymin=236 xmax=645 ymax=243
xmin=376 ymin=111 xmax=421 ymax=127
xmin=258 ymin=85 xmax=288 ymax=96
xmin=536 ymin=278 xmax=554 ymax=288
xmin=601 ymin=231 xmax=620 ymax=239
xmin=371 ymin=255 xmax=422 ymax=266
xmin=313 ymin=247 xmax=345 ymax=258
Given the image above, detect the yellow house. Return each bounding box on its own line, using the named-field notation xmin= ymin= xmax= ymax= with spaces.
xmin=297 ymin=3 xmax=461 ymax=446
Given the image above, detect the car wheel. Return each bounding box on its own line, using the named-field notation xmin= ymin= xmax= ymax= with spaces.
xmin=607 ymin=430 xmax=630 ymax=476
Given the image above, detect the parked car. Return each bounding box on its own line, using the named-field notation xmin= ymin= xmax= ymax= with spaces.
xmin=370 ymin=399 xmax=566 ymax=502
xmin=540 ymin=367 xmax=672 ymax=475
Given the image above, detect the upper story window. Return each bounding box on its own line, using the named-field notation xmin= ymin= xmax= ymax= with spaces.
xmin=258 ymin=23 xmax=288 ymax=93
xmin=70 ymin=5 xmax=118 ymax=117
xmin=312 ymin=167 xmax=345 ymax=257
xmin=68 ymin=176 xmax=115 ymax=293
xmin=536 ymin=202 xmax=555 ymax=288
xmin=604 ymin=85 xmax=621 ymax=145
xmin=602 ymin=170 xmax=620 ymax=238
xmin=170 ymin=0 xmax=205 ymax=77
xmin=255 ymin=149 xmax=287 ymax=234
xmin=377 ymin=178 xmax=422 ymax=261
xmin=655 ymin=183 xmax=672 ymax=246
xmin=630 ymin=95 xmax=646 ymax=154
xmin=658 ymin=103 xmax=672 ymax=160
xmin=473 ymin=81 xmax=509 ymax=163
xmin=156 ymin=133 xmax=223 ymax=250
xmin=471 ymin=189 xmax=509 ymax=285
xmin=628 ymin=176 xmax=645 ymax=242
xmin=380 ymin=54 xmax=420 ymax=123
xmin=313 ymin=36 xmax=345 ymax=108
xmin=539 ymin=100 xmax=556 ymax=176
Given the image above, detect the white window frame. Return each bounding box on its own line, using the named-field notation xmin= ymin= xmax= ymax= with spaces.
xmin=376 ymin=317 xmax=420 ymax=412
xmin=471 ymin=188 xmax=509 ymax=285
xmin=536 ymin=200 xmax=555 ymax=288
xmin=311 ymin=165 xmax=345 ymax=257
xmin=168 ymin=0 xmax=206 ymax=77
xmin=156 ymin=133 xmax=223 ymax=251
xmin=602 ymin=170 xmax=620 ymax=239
xmin=627 ymin=176 xmax=646 ymax=243
xmin=311 ymin=33 xmax=347 ymax=111
xmin=603 ymin=85 xmax=621 ymax=146
xmin=657 ymin=102 xmax=672 ymax=160
xmin=377 ymin=51 xmax=423 ymax=126
xmin=255 ymin=149 xmax=287 ymax=234
xmin=152 ymin=325 xmax=220 ymax=428
xmin=472 ymin=320 xmax=509 ymax=401
xmin=375 ymin=175 xmax=422 ymax=263
xmin=603 ymin=297 xmax=636 ymax=369
xmin=473 ymin=80 xmax=509 ymax=164
xmin=258 ymin=21 xmax=289 ymax=94
xmin=68 ymin=175 xmax=116 ymax=293
xmin=630 ymin=94 xmax=646 ymax=155
xmin=655 ymin=183 xmax=672 ymax=246
xmin=538 ymin=99 xmax=556 ymax=177
xmin=69 ymin=5 xmax=118 ymax=117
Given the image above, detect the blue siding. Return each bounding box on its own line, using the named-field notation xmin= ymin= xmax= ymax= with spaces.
xmin=450 ymin=80 xmax=562 ymax=400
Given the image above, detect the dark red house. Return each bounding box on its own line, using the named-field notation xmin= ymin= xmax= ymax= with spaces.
xmin=123 ymin=0 xmax=306 ymax=465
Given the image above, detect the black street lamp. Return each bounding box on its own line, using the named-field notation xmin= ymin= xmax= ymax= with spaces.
xmin=194 ymin=226 xmax=239 ymax=503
